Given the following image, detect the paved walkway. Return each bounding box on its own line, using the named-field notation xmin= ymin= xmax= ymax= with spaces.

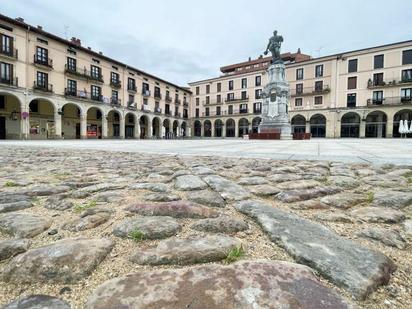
xmin=1 ymin=139 xmax=411 ymax=165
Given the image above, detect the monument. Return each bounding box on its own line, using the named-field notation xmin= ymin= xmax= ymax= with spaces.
xmin=257 ymin=30 xmax=292 ymax=139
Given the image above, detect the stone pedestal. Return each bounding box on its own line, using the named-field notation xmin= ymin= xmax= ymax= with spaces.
xmin=258 ymin=62 xmax=292 ymax=140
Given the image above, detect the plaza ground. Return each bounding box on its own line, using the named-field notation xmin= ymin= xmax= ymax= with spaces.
xmin=1 ymin=138 xmax=412 ymax=165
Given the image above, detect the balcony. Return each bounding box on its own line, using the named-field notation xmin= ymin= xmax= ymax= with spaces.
xmin=183 ymin=100 xmax=189 ymax=107
xmin=183 ymin=113 xmax=189 ymax=119
xmin=165 ymin=95 xmax=173 ymax=102
xmin=110 ymin=97 xmax=121 ymax=106
xmin=34 ymin=55 xmax=53 ymax=69
xmin=291 ymin=85 xmax=330 ymax=97
xmin=239 ymin=108 xmax=248 ymax=114
xmin=367 ymin=78 xmax=412 ymax=89
xmin=154 ymin=107 xmax=162 ymax=114
xmin=33 ymin=81 xmax=53 ymax=93
xmin=367 ymin=96 xmax=412 ymax=106
xmin=142 ymin=89 xmax=151 ymax=97
xmin=141 ymin=104 xmax=150 ymax=112
xmin=175 ymin=98 xmax=181 ymax=105
xmin=165 ymin=110 xmax=171 ymax=115
xmin=64 ymin=89 xmax=103 ymax=103
xmin=203 ymin=100 xmax=223 ymax=106
xmin=199 ymin=109 xmax=251 ymax=118
xmin=0 ymin=48 xmax=18 ymax=60
xmin=175 ymin=112 xmax=181 ymax=118
xmin=110 ymin=80 xmax=122 ymax=89
xmin=64 ymin=65 xmax=104 ymax=83
xmin=225 ymin=95 xmax=249 ymax=103
xmin=0 ymin=77 xmax=18 ymax=87
xmin=154 ymin=93 xmax=162 ymax=100
xmin=127 ymin=84 xmax=137 ymax=93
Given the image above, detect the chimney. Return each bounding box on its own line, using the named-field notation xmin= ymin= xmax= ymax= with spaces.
xmin=297 ymin=48 xmax=301 ymax=54
xmin=37 ymin=25 xmax=43 ymax=30
xmin=99 ymin=51 xmax=103 ymax=55
xmin=70 ymin=37 xmax=81 ymax=47
xmin=15 ymin=17 xmax=24 ymax=23
xmin=248 ymin=57 xmax=251 ymax=61
xmin=87 ymin=47 xmax=91 ymax=50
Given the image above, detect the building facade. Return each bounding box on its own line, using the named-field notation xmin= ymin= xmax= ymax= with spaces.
xmin=0 ymin=14 xmax=191 ymax=140
xmin=189 ymin=41 xmax=412 ymax=138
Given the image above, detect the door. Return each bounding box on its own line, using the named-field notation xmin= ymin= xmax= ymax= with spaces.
xmin=0 ymin=116 xmax=5 ymax=139
xmin=75 ymin=123 xmax=80 ymax=139
xmin=125 ymin=125 xmax=134 ymax=138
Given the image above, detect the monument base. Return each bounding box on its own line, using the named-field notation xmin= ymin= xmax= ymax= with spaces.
xmin=249 ymin=125 xmax=292 ymax=140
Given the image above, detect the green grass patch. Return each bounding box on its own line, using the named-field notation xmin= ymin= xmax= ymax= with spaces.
xmin=129 ymin=230 xmax=145 ymax=242
xmin=4 ymin=181 xmax=17 ymax=187
xmin=225 ymin=246 xmax=245 ymax=264
xmin=73 ymin=200 xmax=97 ymax=213
xmin=366 ymin=191 xmax=374 ymax=203
xmin=403 ymin=171 xmax=412 ymax=178
xmin=407 ymin=178 xmax=412 ymax=184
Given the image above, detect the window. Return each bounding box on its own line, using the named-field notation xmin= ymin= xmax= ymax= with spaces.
xmin=165 ymin=104 xmax=170 ymax=114
xmin=37 ymin=38 xmax=48 ymax=45
xmin=196 ymin=86 xmax=199 ymax=95
xmin=154 ymin=86 xmax=161 ymax=98
xmin=91 ymin=85 xmax=101 ymax=101
xmin=348 ymin=59 xmax=358 ymax=73
xmin=90 ymin=65 xmax=101 ymax=80
xmin=402 ymin=69 xmax=412 ymax=82
xmin=0 ymin=62 xmax=11 ymax=82
xmin=402 ymin=50 xmax=412 ymax=65
xmin=401 ymin=88 xmax=412 ymax=102
xmin=315 ymin=64 xmax=323 ymax=77
xmin=228 ymin=80 xmax=234 ymax=90
xmin=36 ymin=46 xmax=48 ymax=64
xmin=228 ymin=105 xmax=233 ymax=114
xmin=372 ymin=91 xmax=383 ymax=104
xmin=240 ymin=103 xmax=248 ymax=113
xmin=295 ymin=98 xmax=303 ymax=107
xmin=129 ymin=94 xmax=135 ymax=104
xmin=112 ymin=90 xmax=118 ymax=100
xmin=111 ymin=72 xmax=119 ymax=85
xmin=347 ymin=93 xmax=356 ymax=107
xmin=128 ymin=78 xmax=136 ymax=91
xmin=255 ymin=75 xmax=261 ymax=86
xmin=374 ymin=54 xmax=384 ymax=69
xmin=255 ymin=89 xmax=262 ymax=99
xmin=67 ymin=79 xmax=76 ymax=94
xmin=128 ymin=114 xmax=134 ymax=123
xmin=196 ymin=98 xmax=199 ymax=106
xmin=253 ymin=102 xmax=261 ymax=113
xmin=142 ymin=82 xmax=150 ymax=93
xmin=206 ymin=96 xmax=210 ymax=104
xmin=206 ymin=84 xmax=210 ymax=94
xmin=217 ymin=94 xmax=221 ymax=103
xmin=216 ymin=106 xmax=221 ymax=115
xmin=195 ymin=108 xmax=199 ymax=118
xmin=205 ymin=107 xmax=210 ymax=116
xmin=217 ymin=82 xmax=221 ymax=92
xmin=241 ymin=91 xmax=247 ymax=100
xmin=241 ymin=78 xmax=247 ymax=89
xmin=30 ymin=100 xmax=39 ymax=113
xmin=296 ymin=68 xmax=303 ymax=80
xmin=296 ymin=83 xmax=303 ymax=94
xmin=373 ymin=73 xmax=384 ymax=86
xmin=315 ymin=81 xmax=323 ymax=92
xmin=227 ymin=93 xmax=234 ymax=101
xmin=1 ymin=34 xmax=12 ymax=55
xmin=67 ymin=57 xmax=76 ymax=72
xmin=314 ymin=96 xmax=323 ymax=105
xmin=36 ymin=71 xmax=48 ymax=87
xmin=347 ymin=77 xmax=357 ymax=90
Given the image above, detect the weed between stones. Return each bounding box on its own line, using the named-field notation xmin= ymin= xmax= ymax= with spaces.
xmin=366 ymin=192 xmax=374 ymax=203
xmin=4 ymin=181 xmax=17 ymax=187
xmin=73 ymin=200 xmax=97 ymax=213
xmin=129 ymin=230 xmax=145 ymax=242
xmin=225 ymin=246 xmax=244 ymax=264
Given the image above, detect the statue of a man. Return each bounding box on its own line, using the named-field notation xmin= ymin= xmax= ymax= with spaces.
xmin=264 ymin=30 xmax=283 ymax=63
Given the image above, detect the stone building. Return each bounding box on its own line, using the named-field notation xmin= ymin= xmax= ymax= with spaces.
xmin=189 ymin=41 xmax=412 ymax=138
xmin=0 ymin=14 xmax=191 ymax=140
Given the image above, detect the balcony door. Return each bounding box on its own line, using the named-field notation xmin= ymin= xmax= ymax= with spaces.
xmin=36 ymin=47 xmax=48 ymax=63
xmin=0 ymin=62 xmax=12 ymax=83
xmin=1 ymin=34 xmax=12 ymax=55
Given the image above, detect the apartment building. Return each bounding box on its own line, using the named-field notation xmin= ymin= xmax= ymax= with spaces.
xmin=0 ymin=14 xmax=191 ymax=140
xmin=189 ymin=41 xmax=412 ymax=138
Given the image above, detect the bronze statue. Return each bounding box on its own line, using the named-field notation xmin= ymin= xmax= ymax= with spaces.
xmin=264 ymin=30 xmax=283 ymax=63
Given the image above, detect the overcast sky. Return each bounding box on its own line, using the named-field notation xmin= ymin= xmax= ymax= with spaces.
xmin=3 ymin=0 xmax=412 ymax=86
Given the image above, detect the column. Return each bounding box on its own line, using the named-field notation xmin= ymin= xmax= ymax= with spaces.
xmin=119 ymin=114 xmax=125 ymax=139
xmin=147 ymin=118 xmax=152 ymax=138
xmin=200 ymin=122 xmax=204 ymax=137
xmin=134 ymin=121 xmax=140 ymax=139
xmin=21 ymin=107 xmax=30 ymax=140
xmin=54 ymin=112 xmax=62 ymax=139
xmin=387 ymin=118 xmax=394 ymax=138
xmin=222 ymin=124 xmax=226 ymax=138
xmin=235 ymin=120 xmax=239 ymax=137
xmin=211 ymin=123 xmax=215 ymax=137
xmin=80 ymin=114 xmax=87 ymax=139
xmin=101 ymin=116 xmax=108 ymax=139
xmin=359 ymin=120 xmax=366 ymax=138
xmin=187 ymin=127 xmax=191 ymax=137
xmin=305 ymin=121 xmax=310 ymax=134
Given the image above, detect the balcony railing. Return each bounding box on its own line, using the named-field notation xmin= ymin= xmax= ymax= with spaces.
xmin=165 ymin=110 xmax=171 ymax=115
xmin=183 ymin=100 xmax=189 ymax=107
xmin=110 ymin=97 xmax=121 ymax=105
xmin=175 ymin=98 xmax=181 ymax=104
xmin=34 ymin=55 xmax=53 ymax=68
xmin=33 ymin=81 xmax=53 ymax=92
xmin=142 ymin=89 xmax=151 ymax=97
xmin=203 ymin=100 xmax=223 ymax=106
xmin=110 ymin=80 xmax=122 ymax=88
xmin=154 ymin=107 xmax=162 ymax=114
xmin=154 ymin=93 xmax=162 ymax=100
xmin=183 ymin=113 xmax=189 ymax=119
xmin=126 ymin=102 xmax=137 ymax=110
xmin=0 ymin=48 xmax=18 ymax=59
xmin=64 ymin=65 xmax=104 ymax=83
xmin=291 ymin=85 xmax=330 ymax=97
xmin=200 ymin=109 xmax=251 ymax=117
xmin=175 ymin=112 xmax=181 ymax=117
xmin=127 ymin=84 xmax=137 ymax=92
xmin=225 ymin=95 xmax=249 ymax=103
xmin=64 ymin=89 xmax=103 ymax=102
xmin=165 ymin=95 xmax=173 ymax=102
xmin=0 ymin=77 xmax=18 ymax=87
xmin=141 ymin=104 xmax=150 ymax=112
xmin=367 ymin=77 xmax=412 ymax=89
xmin=367 ymin=96 xmax=412 ymax=106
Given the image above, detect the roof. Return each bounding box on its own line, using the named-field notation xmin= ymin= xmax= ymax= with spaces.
xmin=0 ymin=14 xmax=191 ymax=93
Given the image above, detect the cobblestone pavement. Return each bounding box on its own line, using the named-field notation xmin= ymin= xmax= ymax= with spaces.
xmin=1 ymin=138 xmax=412 ymax=165
xmin=0 ymin=146 xmax=411 ymax=308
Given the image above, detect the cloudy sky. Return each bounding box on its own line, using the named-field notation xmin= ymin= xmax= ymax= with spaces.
xmin=3 ymin=0 xmax=411 ymax=86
